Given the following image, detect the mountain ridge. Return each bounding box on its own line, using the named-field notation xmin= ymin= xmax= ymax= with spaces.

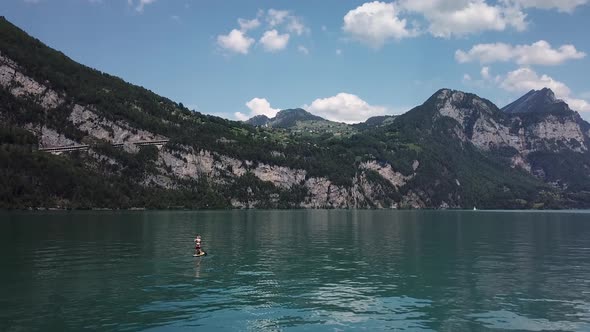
xmin=1 ymin=17 xmax=589 ymax=209
xmin=245 ymin=108 xmax=326 ymax=128
xmin=502 ymin=88 xmax=572 ymax=115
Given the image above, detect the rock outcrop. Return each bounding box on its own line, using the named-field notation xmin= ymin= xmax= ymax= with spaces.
xmin=433 ymin=89 xmax=590 ymax=176
xmin=69 ymin=104 xmax=166 ymax=144
xmin=0 ymin=52 xmax=63 ymax=109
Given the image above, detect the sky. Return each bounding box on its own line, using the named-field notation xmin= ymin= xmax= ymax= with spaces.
xmin=2 ymin=0 xmax=590 ymax=122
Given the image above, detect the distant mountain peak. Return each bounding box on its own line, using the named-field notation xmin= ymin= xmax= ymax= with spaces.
xmin=275 ymin=108 xmax=322 ymax=120
xmin=432 ymin=88 xmax=458 ymax=99
xmin=537 ymin=87 xmax=558 ymax=102
xmin=245 ymin=108 xmax=326 ymax=128
xmin=502 ymin=88 xmax=571 ymax=115
xmin=425 ymin=88 xmax=498 ymax=116
xmin=430 ymin=88 xmax=474 ymax=105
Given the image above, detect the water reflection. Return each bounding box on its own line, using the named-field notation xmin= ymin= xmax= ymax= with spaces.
xmin=1 ymin=210 xmax=590 ymax=331
xmin=194 ymin=258 xmax=201 ymax=279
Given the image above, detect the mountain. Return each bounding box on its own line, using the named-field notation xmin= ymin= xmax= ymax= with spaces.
xmin=502 ymin=88 xmax=571 ymax=114
xmin=246 ymin=108 xmax=355 ymax=138
xmin=245 ymin=115 xmax=270 ymax=127
xmin=426 ymin=88 xmax=590 ymax=195
xmin=266 ymin=108 xmax=324 ymax=128
xmin=353 ymin=115 xmax=398 ymax=129
xmin=246 ymin=108 xmax=326 ymax=128
xmin=1 ymin=17 xmax=589 ymax=209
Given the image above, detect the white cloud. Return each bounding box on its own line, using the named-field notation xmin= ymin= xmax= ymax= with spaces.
xmin=508 ymin=0 xmax=588 ymax=13
xmin=499 ymin=67 xmax=590 ymax=112
xmin=218 ymin=9 xmax=308 ymax=56
xmin=287 ymin=16 xmax=308 ymax=35
xmin=463 ymin=67 xmax=501 ymax=87
xmin=500 ymin=67 xmax=571 ymax=96
xmin=343 ymin=0 xmax=529 ymax=42
xmin=217 ymin=29 xmax=255 ymax=55
xmin=267 ymin=9 xmax=290 ymax=26
xmin=566 ymin=98 xmax=590 ymax=112
xmin=336 ymin=49 xmax=342 ymax=55
xmin=398 ymin=0 xmax=527 ymax=38
xmin=266 ymin=9 xmax=308 ymax=35
xmin=306 ymin=93 xmax=389 ymax=123
xmin=298 ymin=45 xmax=309 ymax=55
xmin=238 ymin=18 xmax=260 ymax=31
xmin=260 ymin=30 xmax=290 ymax=52
xmin=481 ymin=66 xmax=490 ymax=80
xmin=456 ymin=40 xmax=586 ymax=65
xmin=456 ymin=42 xmax=514 ymax=63
xmin=343 ymin=1 xmax=415 ymax=48
xmin=235 ymin=98 xmax=281 ymax=121
xmin=234 ymin=112 xmax=250 ymax=121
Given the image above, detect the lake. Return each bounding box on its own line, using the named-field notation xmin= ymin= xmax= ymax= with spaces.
xmin=1 ymin=210 xmax=590 ymax=331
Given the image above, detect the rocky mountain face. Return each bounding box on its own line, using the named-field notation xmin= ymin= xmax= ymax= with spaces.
xmin=427 ymin=88 xmax=590 ymax=191
xmin=502 ymin=88 xmax=571 ymax=114
xmin=1 ymin=17 xmax=589 ymax=209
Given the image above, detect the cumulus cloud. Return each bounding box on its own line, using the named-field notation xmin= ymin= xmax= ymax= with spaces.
xmin=217 ymin=29 xmax=255 ymax=55
xmin=343 ymin=1 xmax=415 ymax=48
xmin=306 ymin=93 xmax=389 ymax=123
xmin=235 ymin=98 xmax=280 ymax=121
xmin=343 ymin=1 xmax=529 ymax=43
xmin=456 ymin=40 xmax=586 ymax=65
xmin=499 ymin=67 xmax=590 ymax=112
xmin=238 ymin=18 xmax=260 ymax=31
xmin=430 ymin=2 xmax=525 ymax=37
xmin=266 ymin=9 xmax=308 ymax=35
xmin=508 ymin=0 xmax=588 ymax=13
xmin=218 ymin=9 xmax=307 ymax=56
xmin=267 ymin=9 xmax=290 ymax=26
xmin=260 ymin=30 xmax=290 ymax=52
xmin=566 ymin=98 xmax=590 ymax=112
xmin=287 ymin=16 xmax=308 ymax=35
xmin=500 ymin=67 xmax=571 ymax=96
xmin=399 ymin=0 xmax=527 ymax=38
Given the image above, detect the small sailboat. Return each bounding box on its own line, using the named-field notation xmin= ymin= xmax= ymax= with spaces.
xmin=473 ymin=206 xmax=477 ymax=211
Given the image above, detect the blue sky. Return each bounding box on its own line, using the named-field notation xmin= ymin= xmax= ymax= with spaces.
xmin=2 ymin=0 xmax=590 ymax=122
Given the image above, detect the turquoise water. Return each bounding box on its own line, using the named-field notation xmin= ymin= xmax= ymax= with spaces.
xmin=1 ymin=210 xmax=590 ymax=331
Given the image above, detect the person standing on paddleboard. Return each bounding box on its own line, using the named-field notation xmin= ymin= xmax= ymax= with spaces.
xmin=194 ymin=234 xmax=203 ymax=256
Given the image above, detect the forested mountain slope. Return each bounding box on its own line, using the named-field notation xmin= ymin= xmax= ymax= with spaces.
xmin=1 ymin=17 xmax=588 ymax=209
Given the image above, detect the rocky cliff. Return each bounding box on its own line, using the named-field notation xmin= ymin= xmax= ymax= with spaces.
xmin=425 ymin=89 xmax=590 ymax=190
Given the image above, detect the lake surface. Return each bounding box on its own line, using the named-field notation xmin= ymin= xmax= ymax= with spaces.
xmin=1 ymin=210 xmax=590 ymax=331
